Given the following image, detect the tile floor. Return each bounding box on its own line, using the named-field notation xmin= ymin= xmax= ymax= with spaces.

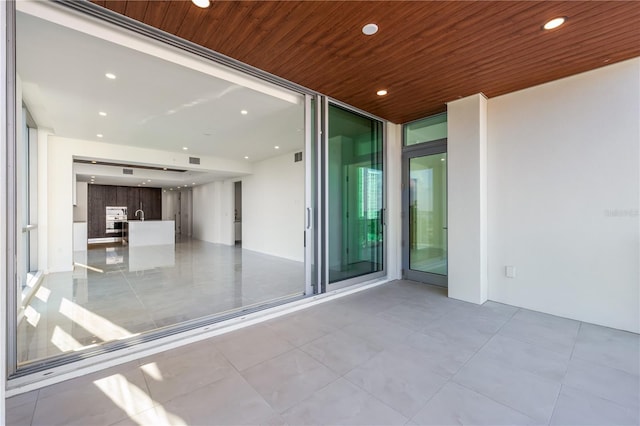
xmin=7 ymin=280 xmax=640 ymax=426
xmin=17 ymin=238 xmax=304 ymax=364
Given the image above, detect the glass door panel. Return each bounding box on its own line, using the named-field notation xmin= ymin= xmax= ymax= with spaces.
xmin=328 ymin=104 xmax=384 ymax=285
xmin=404 ymin=149 xmax=447 ymax=286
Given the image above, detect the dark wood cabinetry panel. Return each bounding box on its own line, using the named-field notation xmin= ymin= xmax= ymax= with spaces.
xmin=126 ymin=187 xmax=162 ymax=221
xmin=88 ymin=184 xmax=105 ymax=238
xmin=140 ymin=187 xmax=162 ymax=220
xmin=116 ymin=186 xmax=128 ymax=207
xmin=88 ymin=184 xmax=163 ymax=239
xmin=127 ymin=187 xmax=140 ymax=220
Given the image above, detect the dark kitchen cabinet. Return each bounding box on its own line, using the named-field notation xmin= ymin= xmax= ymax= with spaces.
xmin=87 ymin=184 xmax=162 ymax=239
xmin=88 ymin=184 xmax=106 ymax=238
xmin=127 ymin=187 xmax=162 ymax=221
xmin=140 ymin=187 xmax=162 ymax=220
xmin=127 ymin=187 xmax=141 ymax=221
xmin=116 ymin=186 xmax=128 ymax=207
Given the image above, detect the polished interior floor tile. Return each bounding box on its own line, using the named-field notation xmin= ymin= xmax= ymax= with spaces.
xmin=6 ymin=280 xmax=638 ymax=426
xmin=17 ymin=238 xmax=304 ymax=365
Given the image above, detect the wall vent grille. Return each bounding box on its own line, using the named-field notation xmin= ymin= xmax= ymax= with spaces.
xmin=294 ymin=152 xmax=303 ymax=162
xmin=189 ymin=157 xmax=201 ymax=165
xmin=123 ymin=168 xmax=133 ymax=175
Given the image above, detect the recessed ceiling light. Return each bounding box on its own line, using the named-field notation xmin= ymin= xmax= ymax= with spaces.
xmin=362 ymin=23 xmax=379 ymax=36
xmin=99 ymin=111 xmax=107 ymax=117
xmin=241 ymin=110 xmax=248 ymax=115
xmin=170 ymin=188 xmax=173 ymax=190
xmin=163 ymin=167 xmax=167 ymax=171
xmin=137 ymin=184 xmax=141 ymax=187
xmin=105 ymin=73 xmax=116 ymax=80
xmin=543 ymin=17 xmax=566 ymax=30
xmin=147 ymin=179 xmax=151 ymax=182
xmin=91 ymin=161 xmax=97 ymax=164
xmin=244 ymin=156 xmax=249 ymax=159
xmin=142 ymin=182 xmax=146 ymax=185
xmin=96 ymin=134 xmax=103 ymax=138
xmin=192 ymin=0 xmax=211 ymax=8
xmin=182 ymin=147 xmax=188 ymax=150
xmin=274 ymin=146 xmax=280 ymax=149
xmin=192 ymin=182 xmax=196 ymax=185
xmin=91 ymin=176 xmax=95 ymax=178
xmin=184 ymin=185 xmax=188 ymax=187
xmin=377 ymin=89 xmax=388 ymax=96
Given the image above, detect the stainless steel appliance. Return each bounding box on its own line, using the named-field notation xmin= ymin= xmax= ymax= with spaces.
xmin=106 ymin=206 xmax=127 ymax=234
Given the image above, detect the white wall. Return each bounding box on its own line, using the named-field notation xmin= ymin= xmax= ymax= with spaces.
xmin=487 ymin=58 xmax=640 ymax=333
xmin=73 ymin=181 xmax=87 ymax=222
xmin=242 ymin=151 xmax=305 ymax=262
xmin=192 ymin=180 xmax=233 ymax=245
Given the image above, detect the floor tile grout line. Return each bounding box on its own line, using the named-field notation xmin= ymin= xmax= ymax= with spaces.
xmin=119 ymin=268 xmax=160 ymax=330
xmin=451 ymin=380 xmax=543 ymax=424
xmin=444 ymin=304 xmax=566 ymax=424
xmin=570 ymin=352 xmax=640 ymax=378
xmin=445 ymin=305 xmax=521 ymax=380
xmin=557 ymin=382 xmax=640 ymax=413
xmin=491 ymin=312 xmax=578 ymax=359
xmin=276 ymin=374 xmax=343 ymax=418
xmin=339 ymin=371 xmax=413 ymax=422
xmin=29 ymin=389 xmax=39 ymax=426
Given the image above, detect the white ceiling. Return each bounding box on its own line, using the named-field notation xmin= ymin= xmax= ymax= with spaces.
xmin=16 ymin=10 xmax=305 ymax=187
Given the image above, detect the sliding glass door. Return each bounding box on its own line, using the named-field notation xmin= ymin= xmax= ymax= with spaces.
xmin=327 ymin=104 xmax=384 ymax=286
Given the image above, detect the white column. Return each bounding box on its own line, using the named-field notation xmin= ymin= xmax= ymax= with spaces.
xmin=447 ymin=94 xmax=488 ymax=304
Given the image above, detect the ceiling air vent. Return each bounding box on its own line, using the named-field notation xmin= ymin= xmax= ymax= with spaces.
xmin=123 ymin=168 xmax=133 ymax=175
xmin=189 ymin=157 xmax=201 ymax=165
xmin=294 ymin=152 xmax=303 ymax=162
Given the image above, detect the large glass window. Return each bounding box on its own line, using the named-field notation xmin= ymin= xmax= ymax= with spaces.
xmin=13 ymin=6 xmax=309 ymax=371
xmin=328 ymin=104 xmax=384 ymax=284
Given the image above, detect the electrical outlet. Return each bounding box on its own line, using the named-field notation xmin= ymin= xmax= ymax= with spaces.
xmin=505 ymin=266 xmax=516 ymax=278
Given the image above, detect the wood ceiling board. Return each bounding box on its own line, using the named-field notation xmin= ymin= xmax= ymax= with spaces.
xmin=90 ymin=0 xmax=640 ymax=123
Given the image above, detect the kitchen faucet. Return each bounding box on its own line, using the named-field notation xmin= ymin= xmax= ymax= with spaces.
xmin=135 ymin=209 xmax=145 ymax=221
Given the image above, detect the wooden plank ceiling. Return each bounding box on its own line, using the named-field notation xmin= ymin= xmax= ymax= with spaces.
xmin=91 ymin=1 xmax=640 ymax=124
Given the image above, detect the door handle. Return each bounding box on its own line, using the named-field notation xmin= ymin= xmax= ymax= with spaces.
xmin=306 ymin=207 xmax=312 ymax=230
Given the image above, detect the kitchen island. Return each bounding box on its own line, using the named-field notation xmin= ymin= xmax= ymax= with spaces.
xmin=127 ymin=220 xmax=175 ymax=247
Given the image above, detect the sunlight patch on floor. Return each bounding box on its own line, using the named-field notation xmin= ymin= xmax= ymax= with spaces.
xmin=94 ymin=373 xmax=185 ymax=425
xmin=59 ymin=297 xmax=133 ymax=341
